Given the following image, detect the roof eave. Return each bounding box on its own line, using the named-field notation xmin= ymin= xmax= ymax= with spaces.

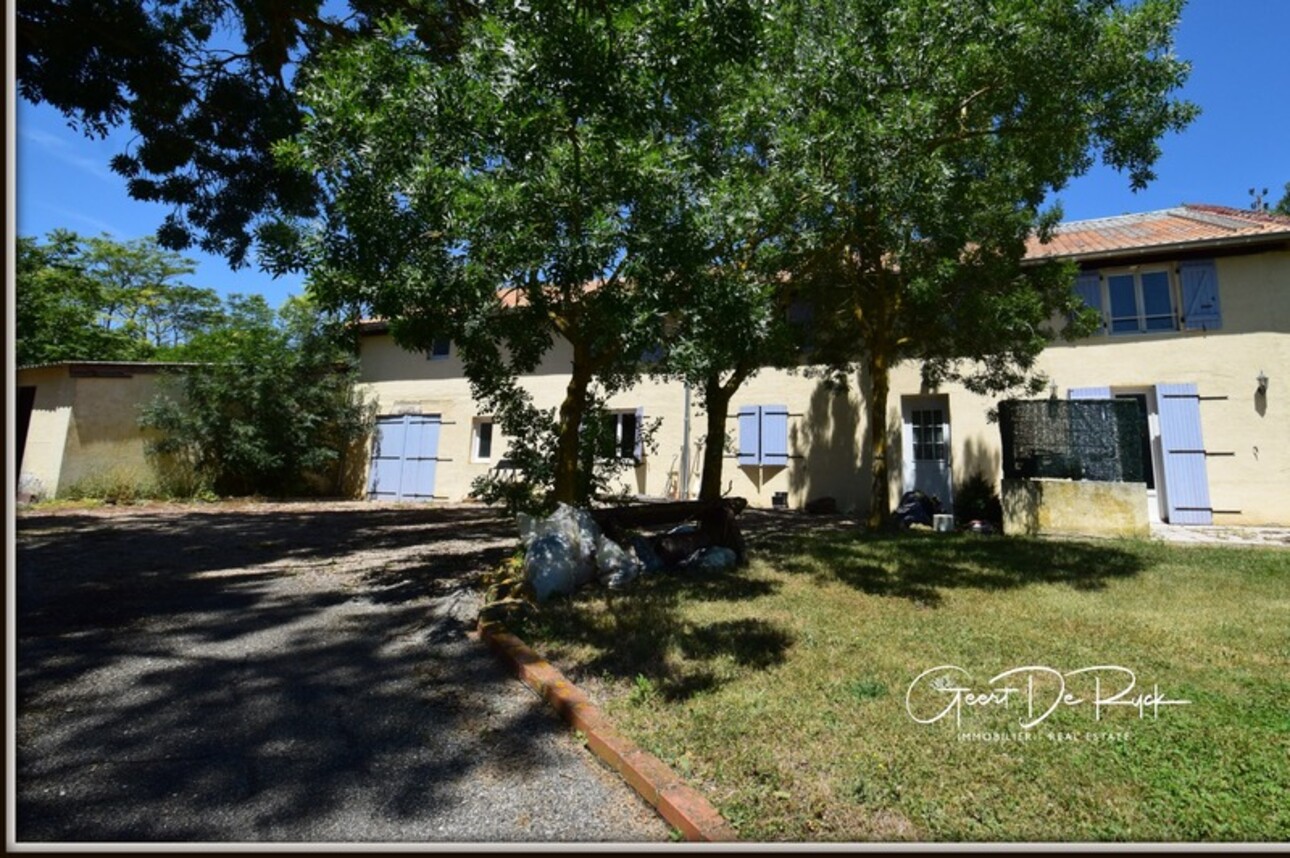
xmin=1026 ymin=231 xmax=1290 ymax=265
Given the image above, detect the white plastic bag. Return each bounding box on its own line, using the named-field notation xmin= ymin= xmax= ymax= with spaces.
xmin=525 ymin=532 xmax=581 ymax=602
xmin=521 ymin=504 xmax=603 ymax=600
xmin=595 ymin=533 xmax=642 ymax=590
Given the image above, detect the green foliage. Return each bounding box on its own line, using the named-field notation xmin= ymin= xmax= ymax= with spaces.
xmin=27 ymin=2 xmax=1195 ymax=517
xmin=17 ymin=230 xmax=220 ymax=365
xmin=280 ymin=3 xmax=763 ymax=505
xmin=757 ymin=0 xmax=1196 ymax=523
xmin=469 ymin=391 xmax=662 ymax=515
xmin=17 ymin=0 xmax=334 ymax=266
xmin=61 ymin=466 xmax=159 ymax=505
xmin=629 ymin=674 xmax=660 ymax=707
xmin=1274 ymin=182 xmax=1290 ymax=218
xmin=139 ymin=297 xmax=375 ymax=497
xmin=953 ymin=471 xmax=1003 ymax=528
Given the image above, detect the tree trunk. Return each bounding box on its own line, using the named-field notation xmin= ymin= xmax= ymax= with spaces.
xmin=698 ymin=373 xmax=734 ymax=501
xmin=551 ymin=342 xmax=593 ymax=505
xmin=864 ymin=349 xmax=891 ymax=530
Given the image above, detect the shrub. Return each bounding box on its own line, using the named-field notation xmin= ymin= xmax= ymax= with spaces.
xmin=954 ymin=471 xmax=1003 ymax=527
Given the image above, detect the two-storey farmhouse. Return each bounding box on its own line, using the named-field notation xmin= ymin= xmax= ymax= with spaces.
xmin=357 ymin=204 xmax=1290 ymax=526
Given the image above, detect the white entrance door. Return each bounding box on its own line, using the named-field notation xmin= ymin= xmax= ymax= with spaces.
xmin=901 ymin=395 xmax=953 ymax=513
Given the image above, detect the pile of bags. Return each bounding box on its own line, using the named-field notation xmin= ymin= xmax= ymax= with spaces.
xmin=518 ymin=504 xmax=738 ymax=602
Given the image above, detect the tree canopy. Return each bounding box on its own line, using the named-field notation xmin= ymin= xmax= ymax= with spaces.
xmin=1274 ymin=182 xmax=1290 ymax=217
xmin=17 ymin=230 xmax=218 ymax=365
xmin=279 ymin=2 xmax=767 ymax=505
xmin=761 ymin=0 xmax=1196 ymax=523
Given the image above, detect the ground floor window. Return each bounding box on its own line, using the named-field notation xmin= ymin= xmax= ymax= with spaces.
xmin=471 ymin=418 xmax=494 ymax=463
xmin=600 ymin=410 xmax=642 ymax=461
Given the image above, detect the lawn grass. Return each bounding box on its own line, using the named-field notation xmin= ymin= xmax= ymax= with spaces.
xmin=514 ymin=526 xmax=1290 ymax=842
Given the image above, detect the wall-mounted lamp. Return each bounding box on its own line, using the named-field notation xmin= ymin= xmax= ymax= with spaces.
xmin=1256 ymin=370 xmax=1269 ymax=396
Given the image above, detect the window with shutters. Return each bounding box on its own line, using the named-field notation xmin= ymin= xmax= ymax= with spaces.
xmin=1106 ymin=269 xmax=1176 ymax=334
xmin=737 ymin=405 xmax=789 ymax=466
xmin=1072 ymin=260 xmax=1222 ymax=337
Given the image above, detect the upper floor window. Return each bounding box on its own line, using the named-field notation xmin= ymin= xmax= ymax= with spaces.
xmin=1107 ymin=270 xmax=1175 ymax=334
xmin=426 ymin=337 xmax=451 ymax=360
xmin=1073 ymin=259 xmax=1223 ymax=337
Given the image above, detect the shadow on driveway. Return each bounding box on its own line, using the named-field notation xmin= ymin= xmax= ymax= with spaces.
xmin=16 ymin=503 xmax=667 ymax=842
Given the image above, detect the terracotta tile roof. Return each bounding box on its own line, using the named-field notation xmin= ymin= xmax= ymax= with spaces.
xmin=359 ymin=279 xmax=608 ymax=330
xmin=1026 ymin=203 xmax=1290 ymax=261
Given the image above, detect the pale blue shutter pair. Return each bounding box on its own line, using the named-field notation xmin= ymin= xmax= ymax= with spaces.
xmin=1074 ymin=260 xmax=1221 ymax=331
xmin=369 ymin=414 xmax=441 ymax=500
xmin=737 ymin=405 xmax=789 ymax=466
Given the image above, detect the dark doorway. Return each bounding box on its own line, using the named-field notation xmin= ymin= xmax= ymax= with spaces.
xmin=17 ymin=386 xmax=36 ymax=482
xmin=1115 ymin=393 xmax=1154 ymax=490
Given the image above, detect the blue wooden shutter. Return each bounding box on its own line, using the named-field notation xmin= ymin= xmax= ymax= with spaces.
xmin=633 ymin=406 xmax=645 ymax=460
xmin=1068 ymin=387 xmax=1112 ymax=399
xmin=761 ymin=405 xmax=789 ymax=466
xmin=737 ymin=406 xmax=761 ymax=466
xmin=395 ymin=415 xmax=439 ymax=500
xmin=1156 ymin=383 xmax=1212 ymax=525
xmin=409 ymin=415 xmax=441 ymax=499
xmin=1179 ymin=260 xmax=1221 ymax=330
xmin=1074 ymin=272 xmax=1104 ymax=332
xmin=368 ymin=415 xmax=407 ymax=499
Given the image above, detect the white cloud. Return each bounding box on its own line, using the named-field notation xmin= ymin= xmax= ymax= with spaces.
xmin=39 ymin=203 xmax=122 ymax=236
xmin=19 ymin=127 xmax=118 ymax=182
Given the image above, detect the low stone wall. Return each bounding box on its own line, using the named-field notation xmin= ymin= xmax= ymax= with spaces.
xmin=1001 ymin=478 xmax=1149 ymax=538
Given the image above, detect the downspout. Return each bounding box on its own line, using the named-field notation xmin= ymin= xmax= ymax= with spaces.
xmin=680 ymin=380 xmax=692 ymax=500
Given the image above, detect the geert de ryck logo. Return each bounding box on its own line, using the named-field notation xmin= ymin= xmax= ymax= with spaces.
xmin=905 ymin=664 xmax=1191 ymax=730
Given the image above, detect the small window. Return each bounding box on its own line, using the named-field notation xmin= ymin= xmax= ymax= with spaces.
xmin=787 ymin=301 xmax=815 ymax=352
xmin=472 ymin=418 xmax=494 ymax=462
xmin=427 ymin=338 xmax=451 ymax=360
xmin=600 ymin=410 xmax=643 ymax=461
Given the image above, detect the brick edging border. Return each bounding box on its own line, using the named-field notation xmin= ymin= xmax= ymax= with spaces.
xmin=476 ymin=619 xmax=739 ymax=842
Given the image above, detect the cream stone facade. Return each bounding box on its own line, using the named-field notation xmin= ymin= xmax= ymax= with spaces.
xmin=356 ymin=206 xmax=1290 ymax=525
xmin=16 ymin=363 xmax=179 ymax=499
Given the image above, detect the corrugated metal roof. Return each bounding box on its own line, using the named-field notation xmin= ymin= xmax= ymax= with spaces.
xmin=1027 ymin=203 xmax=1290 ymax=260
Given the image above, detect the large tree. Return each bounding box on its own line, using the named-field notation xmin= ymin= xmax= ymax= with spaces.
xmin=278 ymin=2 xmax=764 ymax=505
xmin=765 ymin=0 xmax=1196 ymax=526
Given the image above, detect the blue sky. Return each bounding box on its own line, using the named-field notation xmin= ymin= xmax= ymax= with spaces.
xmin=14 ymin=0 xmax=1290 ymax=308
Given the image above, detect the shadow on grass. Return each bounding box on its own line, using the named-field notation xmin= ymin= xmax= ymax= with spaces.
xmin=758 ymin=530 xmax=1148 ymax=608
xmin=522 ymin=567 xmax=792 ymax=703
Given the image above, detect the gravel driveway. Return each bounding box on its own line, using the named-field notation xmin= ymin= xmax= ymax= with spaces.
xmin=15 ymin=501 xmax=669 ymax=843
